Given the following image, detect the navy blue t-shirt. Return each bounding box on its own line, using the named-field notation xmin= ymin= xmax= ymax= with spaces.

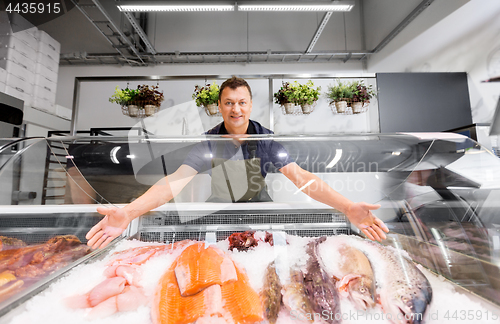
xmin=183 ymin=120 xmax=292 ymax=177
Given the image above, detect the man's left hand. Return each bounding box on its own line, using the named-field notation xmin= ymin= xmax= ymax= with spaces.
xmin=346 ymin=202 xmax=389 ymax=242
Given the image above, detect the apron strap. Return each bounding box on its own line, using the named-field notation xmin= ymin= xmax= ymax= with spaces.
xmin=215 ymin=141 xmax=236 ymax=202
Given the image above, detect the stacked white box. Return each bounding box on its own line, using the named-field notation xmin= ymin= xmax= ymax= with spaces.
xmin=35 ymin=62 xmax=57 ymax=83
xmin=0 ymin=34 xmax=37 ymax=61
xmin=32 ymin=30 xmax=59 ymax=113
xmin=37 ymin=30 xmax=60 ymax=57
xmin=0 ymin=67 xmax=6 ymax=92
xmin=5 ymin=73 xmax=33 ymax=106
xmin=35 ymin=30 xmax=59 ymax=71
xmin=0 ymin=19 xmax=38 ymax=107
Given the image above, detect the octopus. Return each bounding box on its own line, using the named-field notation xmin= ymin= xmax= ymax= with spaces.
xmin=228 ymin=231 xmax=275 ymax=251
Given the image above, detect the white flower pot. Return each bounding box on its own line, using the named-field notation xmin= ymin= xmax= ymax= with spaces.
xmin=335 ymin=101 xmax=347 ymax=113
xmin=301 ymin=104 xmax=313 ymax=114
xmin=145 ymin=105 xmax=158 ymax=116
xmin=283 ymin=103 xmax=295 ymax=114
xmin=206 ymin=103 xmax=219 ymax=115
xmin=352 ymin=102 xmax=363 ymax=113
xmin=128 ymin=104 xmax=139 ymax=117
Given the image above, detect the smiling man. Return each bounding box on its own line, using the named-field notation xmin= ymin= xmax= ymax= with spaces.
xmin=86 ymin=77 xmax=389 ymax=249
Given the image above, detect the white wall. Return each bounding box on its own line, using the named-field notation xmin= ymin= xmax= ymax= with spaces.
xmin=56 ymin=61 xmax=370 ymax=136
xmin=368 ymin=0 xmax=500 ymax=126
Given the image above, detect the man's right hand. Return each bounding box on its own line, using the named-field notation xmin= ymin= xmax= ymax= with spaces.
xmin=86 ymin=207 xmax=131 ymax=249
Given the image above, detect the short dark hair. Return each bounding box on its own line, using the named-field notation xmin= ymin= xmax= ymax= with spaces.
xmin=218 ymin=76 xmax=253 ymax=102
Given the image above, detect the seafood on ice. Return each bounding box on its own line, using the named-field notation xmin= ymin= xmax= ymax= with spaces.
xmin=10 ymin=232 xmax=438 ymax=324
xmin=317 ymin=236 xmax=376 ymax=310
xmin=260 ymin=261 xmax=282 ymax=324
xmin=320 ymin=235 xmax=433 ymax=324
xmin=227 ymin=230 xmax=274 ymax=251
xmin=303 ymin=237 xmax=341 ymax=324
xmin=152 ymin=241 xmax=263 ymax=324
xmin=65 ymin=241 xmax=192 ymax=319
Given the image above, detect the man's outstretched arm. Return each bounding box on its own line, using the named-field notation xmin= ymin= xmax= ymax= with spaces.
xmin=86 ymin=164 xmax=198 ymax=249
xmin=279 ymin=162 xmax=389 ymax=241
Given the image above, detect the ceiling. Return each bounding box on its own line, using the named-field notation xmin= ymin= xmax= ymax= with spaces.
xmin=33 ymin=0 xmax=438 ymax=66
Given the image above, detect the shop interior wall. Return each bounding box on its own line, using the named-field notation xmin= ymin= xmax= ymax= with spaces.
xmin=74 ymin=75 xmax=379 ymax=135
xmin=55 ymin=0 xmax=500 ymax=136
xmin=57 ymin=61 xmax=371 ymax=134
xmin=368 ymin=0 xmax=500 ymax=131
xmin=76 ymin=78 xmax=270 ymax=135
xmin=272 ymin=77 xmax=379 ymax=134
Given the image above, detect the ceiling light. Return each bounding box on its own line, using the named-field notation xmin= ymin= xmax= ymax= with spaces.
xmin=238 ymin=1 xmax=354 ymax=12
xmin=117 ymin=2 xmax=234 ymax=12
xmin=116 ymin=1 xmax=354 ymax=12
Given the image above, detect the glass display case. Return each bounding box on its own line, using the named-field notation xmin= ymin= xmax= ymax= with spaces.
xmin=0 ymin=133 xmax=500 ymax=323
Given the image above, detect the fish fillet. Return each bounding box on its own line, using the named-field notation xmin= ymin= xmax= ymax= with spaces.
xmin=175 ymin=243 xmax=237 ymax=296
xmin=221 ymin=263 xmax=264 ymax=324
xmin=152 ymin=261 xmax=223 ymax=324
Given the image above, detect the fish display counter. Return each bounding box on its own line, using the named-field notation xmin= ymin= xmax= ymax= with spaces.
xmin=0 ymin=133 xmax=500 ymax=323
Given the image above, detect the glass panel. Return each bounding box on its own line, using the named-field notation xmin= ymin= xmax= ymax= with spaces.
xmin=1 ymin=133 xmax=500 ymax=315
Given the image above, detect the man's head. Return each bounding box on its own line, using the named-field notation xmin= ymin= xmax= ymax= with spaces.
xmin=218 ymin=77 xmax=253 ymax=134
xmin=218 ymin=76 xmax=253 ymax=102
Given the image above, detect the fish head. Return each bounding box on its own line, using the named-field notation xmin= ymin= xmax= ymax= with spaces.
xmin=381 ymin=284 xmax=432 ymax=324
xmin=347 ymin=276 xmax=376 ymax=310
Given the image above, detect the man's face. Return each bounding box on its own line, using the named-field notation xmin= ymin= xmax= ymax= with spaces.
xmin=218 ymin=86 xmax=253 ymax=134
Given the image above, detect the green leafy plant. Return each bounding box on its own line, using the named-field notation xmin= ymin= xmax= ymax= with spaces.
xmin=109 ymin=86 xmax=139 ymax=106
xmin=351 ymin=81 xmax=375 ymax=103
xmin=290 ymin=80 xmax=321 ymax=106
xmin=192 ymin=82 xmax=220 ymax=107
xmin=137 ymin=85 xmax=165 ymax=107
xmin=325 ymin=80 xmax=354 ymax=104
xmin=273 ymin=82 xmax=295 ymax=106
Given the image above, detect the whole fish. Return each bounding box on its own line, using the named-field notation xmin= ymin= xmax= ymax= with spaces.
xmin=318 ymin=239 xmax=376 ymax=310
xmin=261 ymin=261 xmax=282 ymax=324
xmin=303 ymin=237 xmax=341 ymax=324
xmin=350 ymin=237 xmax=433 ymax=324
xmin=281 ymin=268 xmax=314 ymax=323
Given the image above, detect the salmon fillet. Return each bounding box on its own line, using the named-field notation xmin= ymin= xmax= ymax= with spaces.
xmin=152 ymin=261 xmax=223 ymax=324
xmin=221 ymin=263 xmax=264 ymax=323
xmin=174 ymin=243 xmax=237 ymax=296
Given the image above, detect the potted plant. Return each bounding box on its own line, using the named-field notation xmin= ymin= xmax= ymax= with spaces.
xmin=291 ymin=80 xmax=321 ymax=114
xmin=325 ymin=80 xmax=353 ymax=113
xmin=137 ymin=85 xmax=164 ymax=116
xmin=351 ymin=81 xmax=375 ymax=113
xmin=192 ymin=82 xmax=220 ymax=115
xmin=109 ymin=86 xmax=140 ymax=117
xmin=274 ymin=82 xmax=296 ymax=114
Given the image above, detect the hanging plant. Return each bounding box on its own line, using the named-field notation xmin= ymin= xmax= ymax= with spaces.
xmin=192 ymin=82 xmax=220 ymax=107
xmin=109 ymin=86 xmax=139 ymax=106
xmin=273 ymin=82 xmax=294 ymax=106
xmin=192 ymin=82 xmax=220 ymax=115
xmin=136 ymin=85 xmax=165 ymax=107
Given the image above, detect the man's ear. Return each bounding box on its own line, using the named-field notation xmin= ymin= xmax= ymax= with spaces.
xmin=218 ymin=100 xmax=221 ymax=112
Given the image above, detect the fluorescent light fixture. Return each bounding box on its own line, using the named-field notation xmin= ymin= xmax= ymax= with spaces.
xmin=117 ymin=2 xmax=234 ymax=12
xmin=126 ymin=154 xmax=136 ymax=159
xmin=117 ymin=1 xmax=353 ymax=12
xmin=238 ymin=1 xmax=354 ymax=12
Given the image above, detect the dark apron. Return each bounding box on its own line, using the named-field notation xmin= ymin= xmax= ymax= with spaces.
xmin=206 ymin=141 xmax=272 ymax=203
